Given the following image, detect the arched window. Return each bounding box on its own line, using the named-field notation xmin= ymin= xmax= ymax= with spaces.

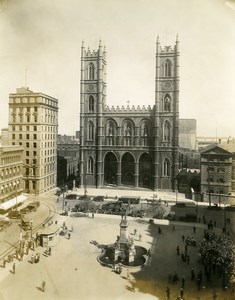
xmin=163 ymin=59 xmax=171 ymax=77
xmin=164 ymin=94 xmax=171 ymax=112
xmin=89 ymin=96 xmax=94 ymax=112
xmin=163 ymin=121 xmax=171 ymax=142
xmin=163 ymin=158 xmax=170 ymax=176
xmin=88 ymin=63 xmax=95 ymax=80
xmin=88 ymin=121 xmax=94 ymax=140
xmin=87 ymin=156 xmax=94 ymax=174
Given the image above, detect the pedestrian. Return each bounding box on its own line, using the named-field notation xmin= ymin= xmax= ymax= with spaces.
xmin=139 ymin=233 xmax=142 ymax=241
xmin=180 ymin=287 xmax=184 ymax=298
xmin=12 ymin=263 xmax=15 ymax=274
xmin=182 ymin=235 xmax=185 ymax=242
xmin=126 ymin=268 xmax=130 ymax=280
xmin=158 ymin=227 xmax=161 ymax=234
xmin=193 ymin=226 xmax=196 ymax=234
xmin=166 ymin=286 xmax=170 ymax=299
xmin=191 ymin=268 xmax=195 ymax=281
xmin=42 ymin=280 xmax=46 ymax=292
xmin=212 ymin=290 xmax=217 ymax=300
xmin=181 ymin=276 xmax=185 ymax=288
xmin=187 ymin=255 xmax=190 ymax=265
xmin=176 ymin=245 xmax=180 ymax=255
xmin=31 ymin=254 xmax=34 ymax=264
xmin=68 ymin=232 xmax=71 ymax=239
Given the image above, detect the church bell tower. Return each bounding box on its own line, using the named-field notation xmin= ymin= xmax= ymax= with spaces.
xmin=80 ymin=41 xmax=107 ymax=188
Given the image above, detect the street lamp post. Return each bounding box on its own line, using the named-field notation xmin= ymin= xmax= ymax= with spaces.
xmin=30 ymin=219 xmax=33 ymax=239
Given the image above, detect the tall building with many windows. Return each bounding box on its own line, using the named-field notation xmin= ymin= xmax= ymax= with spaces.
xmin=8 ymin=87 xmax=58 ymax=194
xmin=80 ymin=37 xmax=179 ymax=191
xmin=0 ymin=145 xmax=24 ymax=208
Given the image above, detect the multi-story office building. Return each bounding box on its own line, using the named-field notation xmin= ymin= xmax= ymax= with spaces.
xmin=57 ymin=134 xmax=79 ymax=188
xmin=200 ymin=143 xmax=235 ymax=204
xmin=8 ymin=87 xmax=58 ymax=195
xmin=79 ymin=37 xmax=180 ymax=191
xmin=0 ymin=145 xmax=24 ymax=210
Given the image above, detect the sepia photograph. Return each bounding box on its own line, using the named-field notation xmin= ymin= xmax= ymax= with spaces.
xmin=0 ymin=0 xmax=235 ymax=299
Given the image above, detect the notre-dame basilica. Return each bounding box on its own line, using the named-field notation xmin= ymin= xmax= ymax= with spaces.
xmin=79 ymin=36 xmax=179 ymax=191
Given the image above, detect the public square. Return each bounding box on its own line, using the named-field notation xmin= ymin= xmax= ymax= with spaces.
xmin=0 ymin=188 xmax=234 ymax=300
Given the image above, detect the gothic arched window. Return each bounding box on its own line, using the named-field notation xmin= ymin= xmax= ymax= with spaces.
xmin=88 ymin=63 xmax=95 ymax=80
xmin=88 ymin=121 xmax=94 ymax=140
xmin=89 ymin=96 xmax=94 ymax=112
xmin=87 ymin=156 xmax=94 ymax=174
xmin=163 ymin=121 xmax=171 ymax=142
xmin=163 ymin=158 xmax=170 ymax=176
xmin=163 ymin=59 xmax=171 ymax=77
xmin=164 ymin=94 xmax=171 ymax=112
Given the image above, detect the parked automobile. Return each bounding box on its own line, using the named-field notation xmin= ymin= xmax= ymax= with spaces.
xmin=26 ymin=202 xmax=40 ymax=212
xmin=8 ymin=210 xmax=22 ymax=219
xmin=65 ymin=194 xmax=77 ymax=200
xmin=20 ymin=207 xmax=29 ymax=215
xmin=78 ymin=195 xmax=91 ymax=201
xmin=93 ymin=196 xmax=104 ymax=202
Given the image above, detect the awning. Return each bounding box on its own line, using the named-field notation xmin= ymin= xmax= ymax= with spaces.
xmin=0 ymin=194 xmax=27 ymax=210
xmin=38 ymin=224 xmax=60 ymax=236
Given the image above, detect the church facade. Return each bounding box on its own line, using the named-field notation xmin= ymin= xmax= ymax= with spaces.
xmin=79 ymin=36 xmax=180 ymax=191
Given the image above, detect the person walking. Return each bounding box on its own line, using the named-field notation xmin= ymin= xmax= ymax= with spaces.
xmin=176 ymin=245 xmax=180 ymax=255
xmin=181 ymin=276 xmax=185 ymax=288
xmin=166 ymin=286 xmax=170 ymax=299
xmin=42 ymin=280 xmax=46 ymax=292
xmin=180 ymin=287 xmax=184 ymax=298
xmin=12 ymin=263 xmax=15 ymax=274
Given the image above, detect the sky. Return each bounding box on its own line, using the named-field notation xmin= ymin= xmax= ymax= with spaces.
xmin=0 ymin=0 xmax=235 ymax=137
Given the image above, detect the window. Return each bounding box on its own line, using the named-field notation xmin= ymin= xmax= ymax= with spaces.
xmin=34 ymin=126 xmax=37 ymax=131
xmin=87 ymin=156 xmax=94 ymax=174
xmin=88 ymin=63 xmax=95 ymax=80
xmin=163 ymin=59 xmax=171 ymax=77
xmin=34 ymin=134 xmax=37 ymax=139
xmin=12 ymin=134 xmax=15 ymax=139
xmin=26 ymin=151 xmax=29 ymax=156
xmin=33 ymin=142 xmax=37 ymax=148
xmin=89 ymin=96 xmax=94 ymax=112
xmin=163 ymin=158 xmax=170 ymax=176
xmin=88 ymin=122 xmax=94 ymax=140
xmin=19 ymin=134 xmax=22 ymax=139
xmin=26 ymin=142 xmax=29 ymax=148
xmin=26 ymin=134 xmax=30 ymax=139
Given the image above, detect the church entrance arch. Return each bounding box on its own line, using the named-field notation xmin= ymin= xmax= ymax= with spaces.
xmin=104 ymin=152 xmax=117 ymax=185
xmin=139 ymin=153 xmax=153 ymax=188
xmin=121 ymin=153 xmax=135 ymax=186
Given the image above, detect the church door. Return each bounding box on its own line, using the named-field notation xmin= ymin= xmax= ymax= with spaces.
xmin=121 ymin=153 xmax=135 ymax=186
xmin=139 ymin=153 xmax=153 ymax=188
xmin=104 ymin=152 xmax=117 ymax=185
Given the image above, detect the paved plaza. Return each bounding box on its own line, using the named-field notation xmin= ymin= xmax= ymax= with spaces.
xmin=0 ymin=188 xmax=234 ymax=299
